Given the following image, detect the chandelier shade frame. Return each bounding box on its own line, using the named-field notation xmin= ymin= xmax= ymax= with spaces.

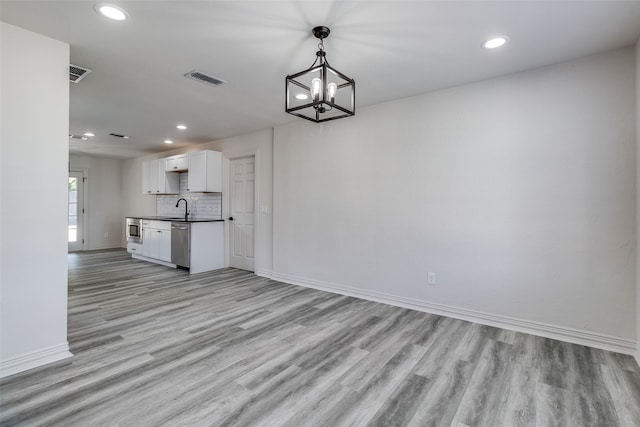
xmin=285 ymin=26 xmax=355 ymax=123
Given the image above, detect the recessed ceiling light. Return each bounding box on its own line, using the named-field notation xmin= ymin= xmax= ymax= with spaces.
xmin=295 ymin=93 xmax=309 ymax=100
xmin=176 ymin=124 xmax=187 ymax=130
xmin=83 ymin=132 xmax=95 ymax=137
xmin=164 ymin=140 xmax=174 ymax=144
xmin=482 ymin=36 xmax=508 ymax=49
xmin=95 ymin=3 xmax=129 ymax=21
xmin=123 ymin=135 xmax=130 ymax=139
xmin=81 ymin=137 xmax=89 ymax=141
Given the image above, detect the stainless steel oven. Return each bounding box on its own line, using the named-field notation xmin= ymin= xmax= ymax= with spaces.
xmin=126 ymin=217 xmax=142 ymax=244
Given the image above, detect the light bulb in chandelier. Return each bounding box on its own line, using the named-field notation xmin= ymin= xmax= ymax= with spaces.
xmin=311 ymin=78 xmax=322 ymax=102
xmin=327 ymin=82 xmax=337 ymax=103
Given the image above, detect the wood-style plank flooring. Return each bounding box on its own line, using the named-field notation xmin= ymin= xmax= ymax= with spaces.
xmin=1 ymin=249 xmax=639 ymax=426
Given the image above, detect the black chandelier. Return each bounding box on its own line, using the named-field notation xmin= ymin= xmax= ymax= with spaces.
xmin=285 ymin=26 xmax=355 ymax=123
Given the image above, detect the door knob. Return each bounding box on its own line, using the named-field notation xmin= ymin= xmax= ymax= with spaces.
xmin=228 ymin=217 xmax=234 ymax=221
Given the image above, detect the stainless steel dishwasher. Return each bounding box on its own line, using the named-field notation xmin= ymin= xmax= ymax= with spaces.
xmin=171 ymin=222 xmax=191 ymax=268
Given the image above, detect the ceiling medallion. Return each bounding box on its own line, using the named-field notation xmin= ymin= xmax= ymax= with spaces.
xmin=285 ymin=26 xmax=355 ymax=123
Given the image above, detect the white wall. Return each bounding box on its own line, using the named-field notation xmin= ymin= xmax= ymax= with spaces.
xmin=0 ymin=23 xmax=72 ymax=377
xmin=273 ymin=47 xmax=637 ymax=352
xmin=69 ymin=155 xmax=123 ymax=250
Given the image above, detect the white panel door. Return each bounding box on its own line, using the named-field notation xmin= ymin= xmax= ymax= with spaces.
xmin=229 ymin=156 xmax=255 ymax=271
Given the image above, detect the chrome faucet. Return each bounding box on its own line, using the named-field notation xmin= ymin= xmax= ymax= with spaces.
xmin=176 ymin=198 xmax=189 ymax=221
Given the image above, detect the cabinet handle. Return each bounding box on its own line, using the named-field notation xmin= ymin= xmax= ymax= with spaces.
xmin=173 ymin=166 xmax=177 ymax=169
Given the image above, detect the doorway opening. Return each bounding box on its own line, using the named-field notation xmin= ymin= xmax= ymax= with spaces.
xmin=68 ymin=171 xmax=85 ymax=252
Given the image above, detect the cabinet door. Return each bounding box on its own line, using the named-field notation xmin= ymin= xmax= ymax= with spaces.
xmin=149 ymin=160 xmax=161 ymax=194
xmin=205 ymin=151 xmax=222 ymax=192
xmin=188 ymin=151 xmax=207 ymax=192
xmin=141 ymin=228 xmax=153 ymax=256
xmin=165 ymin=157 xmax=177 ymax=171
xmin=155 ymin=159 xmax=179 ymax=194
xmin=166 ymin=155 xmax=188 ymax=172
xmin=176 ymin=155 xmax=189 ymax=170
xmin=148 ymin=230 xmax=161 ymax=259
xmin=159 ymin=229 xmax=172 ymax=262
xmin=156 ymin=160 xmax=168 ymax=193
xmin=142 ymin=160 xmax=155 ymax=194
xmin=188 ymin=150 xmax=221 ymax=192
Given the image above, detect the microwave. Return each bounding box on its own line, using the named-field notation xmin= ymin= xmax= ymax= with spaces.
xmin=126 ymin=217 xmax=142 ymax=244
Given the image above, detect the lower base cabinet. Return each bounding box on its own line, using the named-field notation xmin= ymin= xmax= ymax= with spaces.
xmin=141 ymin=220 xmax=172 ymax=262
xmin=130 ymin=220 xmax=222 ymax=274
xmin=190 ymin=222 xmax=223 ymax=274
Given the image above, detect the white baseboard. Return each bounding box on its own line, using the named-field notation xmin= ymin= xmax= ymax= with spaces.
xmin=131 ymin=253 xmax=176 ymax=269
xmin=255 ymin=268 xmax=272 ymax=278
xmin=270 ymin=272 xmax=637 ymax=356
xmin=0 ymin=343 xmax=73 ymax=379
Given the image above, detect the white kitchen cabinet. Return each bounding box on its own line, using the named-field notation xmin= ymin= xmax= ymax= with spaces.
xmin=187 ymin=150 xmax=222 ymax=192
xmin=165 ymin=154 xmax=189 ymax=172
xmin=141 ymin=220 xmax=172 ymax=262
xmin=190 ymin=222 xmax=224 ymax=274
xmin=126 ymin=242 xmax=142 ymax=255
xmin=131 ymin=219 xmax=223 ymax=273
xmin=142 ymin=160 xmax=154 ymax=194
xmin=142 ymin=159 xmax=179 ymax=195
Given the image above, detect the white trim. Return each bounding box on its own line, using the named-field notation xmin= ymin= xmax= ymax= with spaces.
xmin=131 ymin=253 xmax=176 ymax=269
xmin=255 ymin=268 xmax=272 ymax=278
xmin=223 ymin=150 xmax=260 ymax=273
xmin=635 ymin=349 xmax=640 ymax=367
xmin=0 ymin=342 xmax=72 ymax=379
xmin=270 ymin=272 xmax=637 ymax=356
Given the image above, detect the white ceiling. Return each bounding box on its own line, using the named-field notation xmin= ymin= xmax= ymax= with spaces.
xmin=2 ymin=1 xmax=640 ymax=159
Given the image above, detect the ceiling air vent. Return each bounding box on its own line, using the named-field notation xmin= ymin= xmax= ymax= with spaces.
xmin=70 ymin=64 xmax=92 ymax=83
xmin=184 ymin=70 xmax=226 ymax=87
xmin=109 ymin=133 xmax=130 ymax=139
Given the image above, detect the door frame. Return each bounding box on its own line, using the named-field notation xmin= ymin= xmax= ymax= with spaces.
xmin=227 ymin=155 xmax=256 ymax=271
xmin=223 ymin=149 xmax=262 ymax=272
xmin=68 ymin=168 xmax=88 ymax=252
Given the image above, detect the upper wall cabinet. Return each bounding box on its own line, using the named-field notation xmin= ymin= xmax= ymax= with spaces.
xmin=165 ymin=154 xmax=189 ymax=172
xmin=142 ymin=159 xmax=179 ymax=195
xmin=142 ymin=150 xmax=222 ymax=194
xmin=188 ymin=150 xmax=222 ymax=193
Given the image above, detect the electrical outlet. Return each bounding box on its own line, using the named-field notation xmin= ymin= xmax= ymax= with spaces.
xmin=427 ymin=272 xmax=436 ymax=285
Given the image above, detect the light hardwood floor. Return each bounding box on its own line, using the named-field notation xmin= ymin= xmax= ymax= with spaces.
xmin=1 ymin=249 xmax=639 ymax=426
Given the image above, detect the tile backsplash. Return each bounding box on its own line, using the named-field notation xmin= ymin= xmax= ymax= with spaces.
xmin=156 ymin=173 xmax=221 ymax=219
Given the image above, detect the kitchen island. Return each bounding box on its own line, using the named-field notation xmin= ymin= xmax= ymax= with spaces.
xmin=126 ymin=217 xmax=224 ymax=274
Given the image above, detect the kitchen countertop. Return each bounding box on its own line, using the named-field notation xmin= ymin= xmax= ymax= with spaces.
xmin=130 ymin=216 xmax=224 ymax=223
